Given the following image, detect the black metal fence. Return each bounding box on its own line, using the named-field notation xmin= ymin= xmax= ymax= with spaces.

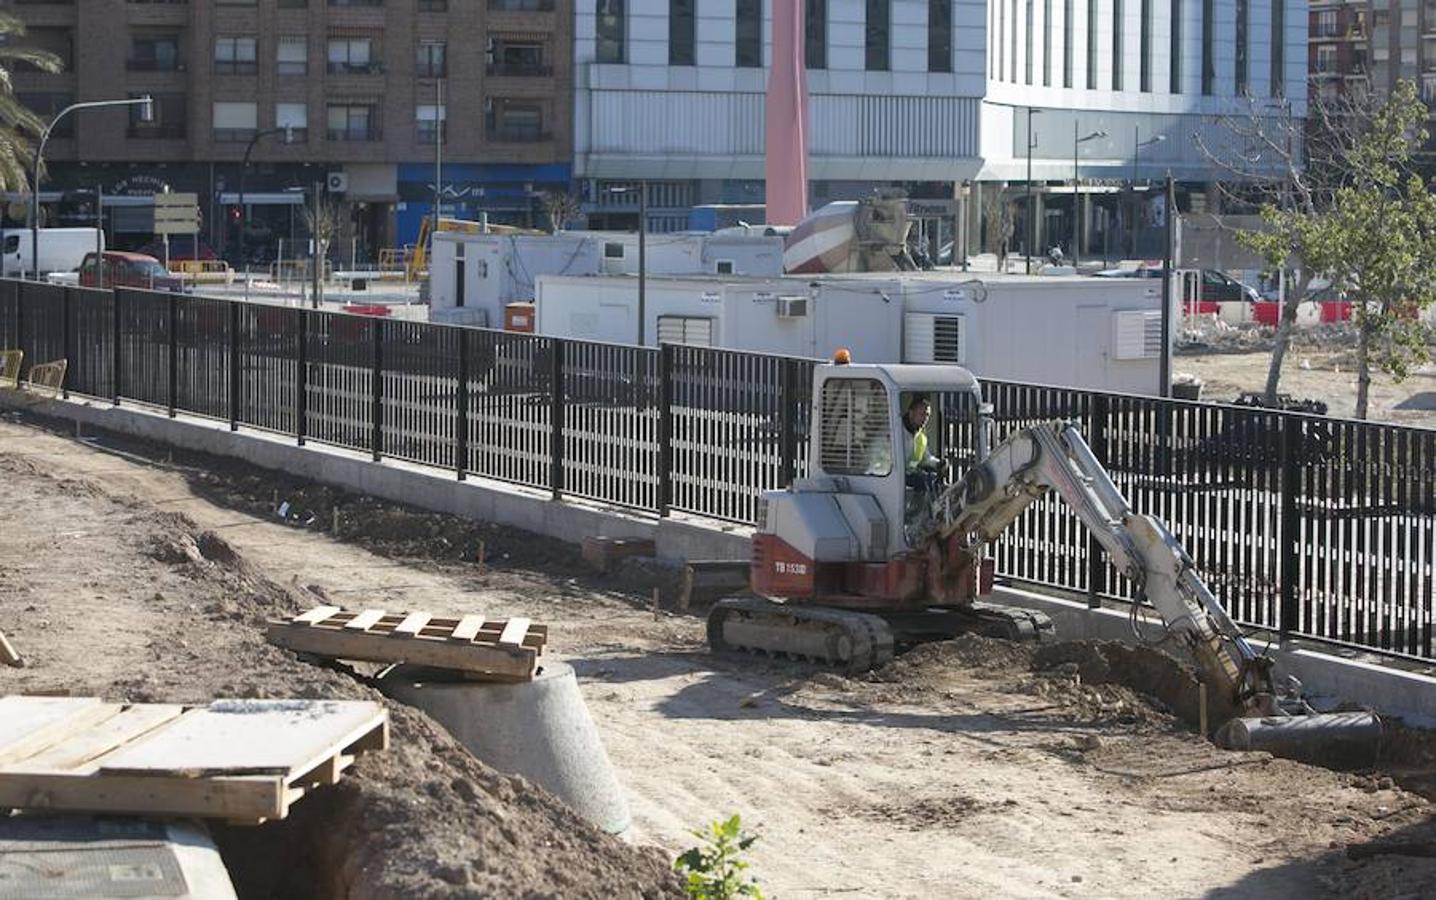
xmin=0 ymin=280 xmax=1431 ymax=663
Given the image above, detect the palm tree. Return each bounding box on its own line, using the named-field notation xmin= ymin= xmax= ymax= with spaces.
xmin=0 ymin=12 xmax=61 ymax=192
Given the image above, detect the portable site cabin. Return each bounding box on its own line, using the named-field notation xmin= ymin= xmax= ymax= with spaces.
xmin=428 ymin=230 xmax=785 ymax=328
xmin=532 ymin=272 xmax=1166 ymax=395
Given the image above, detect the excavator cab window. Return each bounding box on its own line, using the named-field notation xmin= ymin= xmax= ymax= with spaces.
xmin=818 ymin=378 xmax=892 ymax=477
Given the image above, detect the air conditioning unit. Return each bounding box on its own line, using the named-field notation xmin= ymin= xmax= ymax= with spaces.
xmin=1112 ymin=310 xmax=1163 ymax=360
xmin=776 ymin=295 xmax=808 ymax=318
xmin=326 ymin=172 xmax=349 ymax=194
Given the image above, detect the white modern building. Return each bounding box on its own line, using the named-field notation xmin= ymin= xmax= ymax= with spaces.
xmin=574 ymin=0 xmax=1307 ymax=256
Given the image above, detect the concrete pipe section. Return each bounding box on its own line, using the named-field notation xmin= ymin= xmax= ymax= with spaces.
xmin=380 ymin=661 xmax=632 ymax=835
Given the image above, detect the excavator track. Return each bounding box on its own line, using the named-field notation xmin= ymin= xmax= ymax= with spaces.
xmin=707 ymin=598 xmax=895 ymax=674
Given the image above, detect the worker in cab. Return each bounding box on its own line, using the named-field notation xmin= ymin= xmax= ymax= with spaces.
xmin=901 ymin=392 xmax=943 ymax=540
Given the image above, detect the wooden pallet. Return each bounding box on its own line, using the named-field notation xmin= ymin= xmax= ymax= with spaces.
xmin=266 ymin=606 xmax=548 ymax=682
xmin=0 ymin=696 xmax=388 ymax=825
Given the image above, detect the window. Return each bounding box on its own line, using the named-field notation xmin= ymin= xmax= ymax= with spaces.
xmin=490 ymin=0 xmax=555 ymax=9
xmin=1234 ymin=0 xmax=1248 ymax=94
xmin=1043 ymin=0 xmax=1052 ymax=85
xmin=1063 ymin=0 xmax=1073 ymax=87
xmin=1011 ymin=0 xmax=1018 ymax=80
xmin=276 ymin=102 xmax=308 ymax=142
xmin=715 ymin=259 xmax=735 ymax=274
xmin=1086 ymin=0 xmax=1097 ymax=87
xmin=488 ymin=36 xmax=549 ymax=75
xmin=819 ymin=379 xmax=891 ymax=477
xmin=128 ymin=33 xmax=179 ymax=72
xmin=1315 ymin=44 xmax=1336 ymax=73
xmin=417 ymin=103 xmax=446 ymax=143
xmin=1201 ymin=0 xmax=1213 ymax=93
xmin=1271 ymin=0 xmax=1284 ymax=96
xmin=214 ymin=36 xmax=257 ymax=74
xmin=327 ymin=103 xmax=378 ymax=140
xmin=670 ymin=0 xmax=695 ymax=65
xmin=417 ymin=41 xmax=446 ymax=77
xmin=1169 ymin=0 xmax=1181 ymax=92
xmin=736 ymin=0 xmax=761 ymax=66
xmin=212 ymin=101 xmax=258 ymax=141
xmin=928 ymin=0 xmax=951 ymax=72
xmin=128 ymin=91 xmax=185 ymax=139
xmin=328 ymin=38 xmax=378 ymax=74
xmin=604 ymin=242 xmax=624 ymax=258
xmin=1314 ymin=9 xmax=1337 ymax=37
xmin=1139 ymin=0 xmax=1150 ymax=91
xmin=20 ymin=27 xmax=72 ymax=71
xmin=277 ymin=37 xmax=307 ymax=75
xmin=419 ymin=0 xmax=448 ymax=9
xmin=454 ymin=255 xmax=465 ymax=307
xmin=1025 ymin=0 xmax=1033 ymax=83
xmin=866 ymin=0 xmax=889 ymax=70
xmin=806 ymin=0 xmax=826 ymax=68
xmin=597 ymin=0 xmax=625 ymax=63
xmin=19 ymin=92 xmax=75 ymax=138
xmin=486 ymin=98 xmax=545 ymax=141
xmin=1111 ymin=0 xmax=1122 ymax=89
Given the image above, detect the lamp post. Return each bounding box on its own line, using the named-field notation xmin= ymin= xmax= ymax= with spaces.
xmin=239 ymin=125 xmax=294 ymax=299
xmin=1025 ymin=107 xmax=1042 ymax=274
xmin=31 ymin=96 xmax=153 ymax=280
xmin=608 ymin=182 xmax=648 ymax=345
xmin=1130 ymin=128 xmax=1166 ymax=257
xmin=1072 ymin=126 xmax=1107 ymax=269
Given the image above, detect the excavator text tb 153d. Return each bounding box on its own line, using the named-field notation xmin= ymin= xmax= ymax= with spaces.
xmin=708 ymin=357 xmax=1381 ymax=753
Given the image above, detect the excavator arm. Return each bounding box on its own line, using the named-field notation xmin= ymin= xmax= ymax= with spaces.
xmin=931 ymin=421 xmax=1291 ymax=723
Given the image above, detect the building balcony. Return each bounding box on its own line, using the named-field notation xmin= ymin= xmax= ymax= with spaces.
xmin=326 ymin=62 xmax=385 ymax=75
xmin=486 ymin=62 xmax=552 ymax=77
xmin=487 ymin=126 xmax=550 ymax=143
xmin=213 ymin=61 xmax=258 ymax=76
xmin=213 ymin=128 xmax=258 ymax=143
xmin=328 ymin=126 xmax=382 ymax=141
xmin=126 ymin=58 xmax=186 ymax=72
xmin=416 ymin=64 xmax=448 ymax=78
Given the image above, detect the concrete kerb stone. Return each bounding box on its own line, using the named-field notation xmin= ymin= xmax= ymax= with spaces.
xmin=993 ymin=584 xmax=1436 ymax=727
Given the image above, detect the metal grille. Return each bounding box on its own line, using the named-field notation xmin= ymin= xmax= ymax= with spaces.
xmin=18 ymin=282 xmax=66 ymax=370
xmin=115 ymin=289 xmax=171 ymax=409
xmin=66 ymin=287 xmax=114 ymax=399
xmin=237 ymin=303 xmax=298 ymax=435
xmin=305 ymin=310 xmax=376 ymax=453
xmin=817 ymin=377 xmax=891 ymax=476
xmin=561 ymin=338 xmax=658 ymax=511
xmin=174 ymin=296 xmax=231 ymax=421
xmin=465 ymin=329 xmax=552 ymax=490
xmin=381 ymin=319 xmax=459 ymax=469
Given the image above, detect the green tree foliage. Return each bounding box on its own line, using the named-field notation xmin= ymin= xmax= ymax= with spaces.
xmin=0 ymin=13 xmax=61 ymax=191
xmin=674 ymin=814 xmax=764 ymax=900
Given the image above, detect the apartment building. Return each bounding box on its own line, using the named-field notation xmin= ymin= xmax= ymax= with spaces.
xmin=575 ymin=0 xmax=1306 ymax=257
xmin=1307 ymin=0 xmax=1436 ymax=106
xmin=7 ymin=0 xmax=573 ymax=261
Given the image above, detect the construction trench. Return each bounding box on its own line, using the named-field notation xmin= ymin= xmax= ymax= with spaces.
xmin=3 ymin=407 xmax=1436 ymax=898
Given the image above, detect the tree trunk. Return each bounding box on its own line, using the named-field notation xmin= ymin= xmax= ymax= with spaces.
xmin=1263 ymin=271 xmax=1314 ymax=404
xmin=1355 ymin=318 xmax=1373 ymax=420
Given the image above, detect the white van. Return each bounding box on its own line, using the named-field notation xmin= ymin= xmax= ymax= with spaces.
xmin=0 ymin=228 xmax=104 ymax=278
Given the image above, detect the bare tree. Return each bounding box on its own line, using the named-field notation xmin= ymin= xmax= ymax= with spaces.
xmin=541 ymin=191 xmax=583 ymax=234
xmin=1194 ymin=90 xmax=1391 ymax=404
xmin=301 ymin=196 xmax=342 ymax=307
xmin=981 ymin=183 xmax=1014 ymax=273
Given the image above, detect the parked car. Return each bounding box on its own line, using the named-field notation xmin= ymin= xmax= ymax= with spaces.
xmin=1094 ymin=266 xmax=1262 ymax=303
xmin=78 ymin=251 xmax=187 ymax=293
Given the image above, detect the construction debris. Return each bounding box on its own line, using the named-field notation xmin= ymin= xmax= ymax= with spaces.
xmin=0 ymin=696 xmax=388 ymax=824
xmin=267 ymin=606 xmax=548 ymax=682
xmin=0 ymin=630 xmax=21 ymax=668
xmin=582 ymin=536 xmax=656 ymax=574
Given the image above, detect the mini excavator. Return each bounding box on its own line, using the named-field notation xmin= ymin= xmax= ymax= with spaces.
xmin=708 ymin=357 xmax=1381 ymax=752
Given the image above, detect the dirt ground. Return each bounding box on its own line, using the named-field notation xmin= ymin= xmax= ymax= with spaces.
xmin=3 ymin=412 xmax=1436 ymax=899
xmin=1176 ymin=337 xmax=1436 ymax=429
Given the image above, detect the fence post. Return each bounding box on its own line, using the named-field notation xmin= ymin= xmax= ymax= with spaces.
xmin=1086 ymin=393 xmax=1110 ymax=609
xmin=228 ymin=300 xmax=241 ymax=431
xmin=60 ymin=289 xmax=71 ymax=400
xmin=111 ymin=289 xmax=122 ymax=405
xmin=455 ymin=328 xmax=468 ymax=481
xmin=295 ymin=307 xmax=307 ymax=446
xmin=166 ymin=292 xmax=177 ymax=418
xmin=13 ymin=283 xmax=23 ymax=366
xmin=549 ymin=338 xmax=565 ymax=500
xmin=779 ymin=358 xmax=798 ymax=488
xmin=371 ymin=318 xmax=384 ymax=462
xmin=1279 ymin=413 xmax=1301 ymax=641
xmin=657 ymin=343 xmax=672 ymax=517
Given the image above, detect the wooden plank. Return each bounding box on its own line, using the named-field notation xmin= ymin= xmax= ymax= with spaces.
xmin=0 ymin=630 xmax=21 ymax=667
xmin=451 ymin=615 xmax=486 ymax=642
xmin=497 ymin=617 xmax=531 ymax=646
xmin=94 ymin=700 xmax=386 ymax=780
xmin=391 ymin=612 xmax=431 ymax=638
xmin=343 ymin=608 xmax=387 ymax=632
xmin=266 ymin=624 xmax=535 ymax=679
xmin=0 ymin=771 xmax=285 ymax=822
xmin=294 ymin=606 xmax=343 ymax=626
xmin=0 ymin=698 xmax=119 ymax=766
xmin=8 ymin=704 xmax=186 ymax=773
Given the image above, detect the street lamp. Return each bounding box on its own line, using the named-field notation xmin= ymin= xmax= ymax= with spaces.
xmin=1072 ymin=126 xmax=1107 ymax=269
xmin=1130 ymin=128 xmax=1166 ymax=257
xmin=1025 ymin=107 xmax=1042 ymax=274
xmin=607 ymin=182 xmax=648 ymax=345
xmin=239 ymin=125 xmax=295 ymax=299
xmin=31 ymin=96 xmax=153 ymax=280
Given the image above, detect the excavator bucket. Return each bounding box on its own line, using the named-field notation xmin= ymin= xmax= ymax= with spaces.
xmin=1217 ymin=711 xmax=1383 ymax=765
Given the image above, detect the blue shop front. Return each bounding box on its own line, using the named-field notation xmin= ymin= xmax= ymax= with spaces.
xmin=396 ymin=163 xmax=572 ymax=246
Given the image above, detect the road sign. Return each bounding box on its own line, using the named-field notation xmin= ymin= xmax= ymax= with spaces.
xmin=153 ymin=192 xmax=200 ymax=234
